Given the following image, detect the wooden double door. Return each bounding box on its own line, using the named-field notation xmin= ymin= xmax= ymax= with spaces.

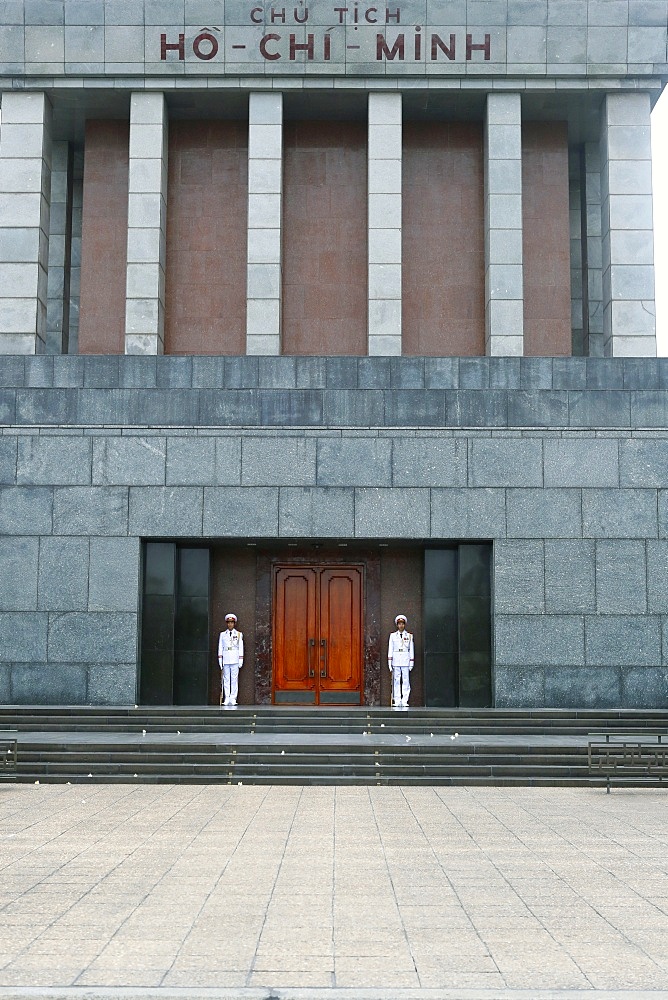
xmin=273 ymin=563 xmax=364 ymax=705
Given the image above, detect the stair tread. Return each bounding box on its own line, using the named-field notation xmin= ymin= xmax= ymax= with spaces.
xmin=3 ymin=707 xmax=666 ymax=787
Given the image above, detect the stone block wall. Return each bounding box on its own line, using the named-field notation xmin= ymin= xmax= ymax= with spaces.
xmin=2 ymin=0 xmax=667 ymax=79
xmin=1 ymin=355 xmax=668 ymax=707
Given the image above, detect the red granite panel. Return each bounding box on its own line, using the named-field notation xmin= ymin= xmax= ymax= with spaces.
xmin=403 ymin=123 xmax=485 ymax=357
xmin=79 ymin=121 xmax=129 ymax=354
xmin=165 ymin=121 xmax=248 ymax=355
xmin=282 ymin=122 xmax=367 ymax=356
xmin=522 ymin=122 xmax=572 ymax=357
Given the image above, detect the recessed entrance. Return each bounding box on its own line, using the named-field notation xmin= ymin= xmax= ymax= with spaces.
xmin=273 ymin=564 xmax=364 ymax=705
xmin=139 ymin=541 xmax=493 ymax=708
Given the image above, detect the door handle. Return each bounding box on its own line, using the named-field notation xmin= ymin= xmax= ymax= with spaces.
xmin=320 ymin=638 xmax=327 ymax=678
xmin=308 ymin=638 xmax=315 ymax=678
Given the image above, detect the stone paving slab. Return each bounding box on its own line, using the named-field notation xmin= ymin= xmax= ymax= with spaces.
xmin=1 ymin=990 xmax=668 ymax=1000
xmin=0 ymin=786 xmax=667 ymax=994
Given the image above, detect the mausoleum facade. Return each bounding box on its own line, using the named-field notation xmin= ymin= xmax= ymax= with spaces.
xmin=1 ymin=0 xmax=667 ymax=709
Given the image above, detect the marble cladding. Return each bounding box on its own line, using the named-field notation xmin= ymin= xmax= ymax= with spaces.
xmin=601 ymin=92 xmax=657 ymax=358
xmin=124 ymin=92 xmax=168 ymax=356
xmin=368 ymin=92 xmax=402 ymax=356
xmin=485 ymin=92 xmax=523 ymax=357
xmin=0 ymin=91 xmax=52 ymax=355
xmin=246 ymin=91 xmax=282 ymax=356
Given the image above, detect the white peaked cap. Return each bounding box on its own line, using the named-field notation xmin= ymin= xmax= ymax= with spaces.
xmin=224 ymin=613 xmax=237 ymax=622
xmin=395 ymin=614 xmax=407 ymax=625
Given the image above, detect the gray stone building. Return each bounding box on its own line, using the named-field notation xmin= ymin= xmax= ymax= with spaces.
xmin=1 ymin=0 xmax=667 ymax=709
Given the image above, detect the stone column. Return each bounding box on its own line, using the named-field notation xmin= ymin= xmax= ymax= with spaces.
xmin=68 ymin=171 xmax=83 ymax=356
xmin=584 ymin=142 xmax=604 ymax=357
xmin=246 ymin=92 xmax=283 ymax=356
xmin=46 ymin=140 xmax=73 ymax=355
xmin=601 ymin=92 xmax=656 ymax=357
xmin=125 ymin=92 xmax=168 ymax=356
xmin=368 ymin=92 xmax=402 ymax=357
xmin=0 ymin=91 xmax=52 ymax=355
xmin=484 ymin=93 xmax=524 ymax=357
xmin=569 ymin=149 xmax=584 ymax=356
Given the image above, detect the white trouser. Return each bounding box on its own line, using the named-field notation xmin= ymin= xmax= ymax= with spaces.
xmin=222 ymin=663 xmax=239 ymax=704
xmin=392 ymin=666 xmax=410 ymax=706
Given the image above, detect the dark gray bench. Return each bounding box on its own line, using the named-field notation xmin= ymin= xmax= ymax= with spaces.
xmin=588 ymin=731 xmax=668 ymax=792
xmin=0 ymin=730 xmax=18 ymax=779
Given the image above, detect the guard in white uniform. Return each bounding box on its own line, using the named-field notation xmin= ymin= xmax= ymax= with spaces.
xmin=387 ymin=615 xmax=415 ymax=708
xmin=388 ymin=614 xmax=414 ymax=708
xmin=218 ymin=613 xmax=244 ymax=706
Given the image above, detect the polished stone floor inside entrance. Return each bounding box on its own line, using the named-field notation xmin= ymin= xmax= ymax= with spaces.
xmin=0 ymin=785 xmax=667 ymax=997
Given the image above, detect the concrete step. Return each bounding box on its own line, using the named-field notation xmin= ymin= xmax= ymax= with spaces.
xmin=3 ymin=706 xmax=668 ymax=735
xmin=4 ymin=705 xmax=666 ymax=787
xmin=17 ymin=764 xmax=590 ymax=778
xmin=6 ymin=744 xmax=598 ymax=786
xmin=3 ymin=706 xmax=668 ymax=719
xmin=5 ymin=773 xmax=610 ymax=787
xmin=18 ymin=749 xmax=589 ymax=766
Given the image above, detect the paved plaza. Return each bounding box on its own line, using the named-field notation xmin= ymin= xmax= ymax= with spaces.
xmin=0 ymin=784 xmax=668 ymax=999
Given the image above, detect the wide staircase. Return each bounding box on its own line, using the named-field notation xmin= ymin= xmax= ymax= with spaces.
xmin=2 ymin=706 xmax=667 ymax=786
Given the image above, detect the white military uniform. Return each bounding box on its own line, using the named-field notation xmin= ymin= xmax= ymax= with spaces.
xmin=388 ymin=616 xmax=414 ymax=707
xmin=218 ymin=619 xmax=244 ymax=705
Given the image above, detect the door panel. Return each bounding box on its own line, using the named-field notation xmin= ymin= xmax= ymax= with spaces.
xmin=140 ymin=542 xmax=211 ymax=706
xmin=273 ymin=564 xmax=363 ymax=705
xmin=274 ymin=567 xmax=317 ymax=693
xmin=423 ymin=545 xmax=492 ymax=708
xmin=174 ymin=548 xmax=210 ymax=705
xmin=320 ymin=568 xmax=362 ymax=692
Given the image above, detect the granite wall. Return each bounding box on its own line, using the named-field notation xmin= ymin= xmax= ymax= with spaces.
xmin=2 ymin=0 xmax=667 ymax=80
xmin=1 ymin=355 xmax=668 ymax=708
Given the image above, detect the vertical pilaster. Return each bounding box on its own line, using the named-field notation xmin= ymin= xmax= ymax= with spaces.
xmin=368 ymin=92 xmax=402 ymax=357
xmin=46 ymin=140 xmax=73 ymax=355
xmin=484 ymin=93 xmax=524 ymax=357
xmin=584 ymin=142 xmax=604 ymax=356
xmin=68 ymin=171 xmax=83 ymax=356
xmin=569 ymin=149 xmax=585 ymax=356
xmin=601 ymin=92 xmax=656 ymax=357
xmin=124 ymin=92 xmax=168 ymax=356
xmin=246 ymin=92 xmax=283 ymax=356
xmin=0 ymin=91 xmax=52 ymax=355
